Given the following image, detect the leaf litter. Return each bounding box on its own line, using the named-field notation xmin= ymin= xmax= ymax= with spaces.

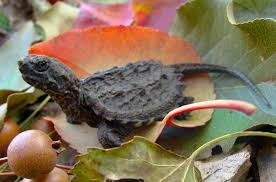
xmin=0 ymin=0 xmax=275 ymax=181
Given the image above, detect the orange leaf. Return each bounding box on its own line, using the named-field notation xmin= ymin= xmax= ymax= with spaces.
xmin=29 ymin=26 xmax=201 ymax=77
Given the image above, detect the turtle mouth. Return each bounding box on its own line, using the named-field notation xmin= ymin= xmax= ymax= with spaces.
xmin=21 ymin=74 xmax=42 ymax=89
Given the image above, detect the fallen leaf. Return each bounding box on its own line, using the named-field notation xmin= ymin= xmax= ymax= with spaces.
xmin=256 ymin=138 xmax=276 ymax=182
xmin=31 ymin=0 xmax=52 ymax=17
xmin=45 ymin=114 xmax=102 ymax=153
xmin=0 ymin=22 xmax=34 ymax=90
xmin=36 ymin=2 xmax=79 ymax=40
xmin=57 ymin=144 xmax=79 ymax=167
xmin=132 ymin=0 xmax=153 ymax=25
xmin=168 ymin=0 xmax=276 ymax=157
xmin=1 ymin=0 xmax=33 ymax=29
xmin=0 ymin=90 xmax=18 ymax=104
xmin=0 ymin=8 xmax=10 ymax=34
xmin=74 ymin=1 xmax=134 ymax=29
xmin=0 ymin=87 xmax=45 ymax=128
xmin=19 ymin=95 xmax=51 ymax=130
xmin=133 ymin=0 xmax=186 ymax=32
xmin=228 ymin=0 xmax=276 ymax=23
xmin=71 ymin=131 xmax=276 ymax=181
xmin=32 ymin=24 xmax=46 ymax=44
xmin=195 ymin=146 xmax=252 ymax=182
xmin=71 ymin=136 xmax=186 ymax=182
xmin=227 ymin=0 xmax=276 ymax=60
xmin=29 ymin=26 xmax=202 ymax=75
xmin=172 ymin=75 xmax=215 ymax=127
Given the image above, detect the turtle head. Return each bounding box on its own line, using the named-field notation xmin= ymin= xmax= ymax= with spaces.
xmin=18 ymin=54 xmax=80 ymax=96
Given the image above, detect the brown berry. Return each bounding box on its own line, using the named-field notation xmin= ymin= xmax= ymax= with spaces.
xmin=0 ymin=118 xmax=20 ymax=156
xmin=21 ymin=167 xmax=69 ymax=182
xmin=30 ymin=118 xmax=54 ymax=134
xmin=7 ymin=130 xmax=57 ymax=179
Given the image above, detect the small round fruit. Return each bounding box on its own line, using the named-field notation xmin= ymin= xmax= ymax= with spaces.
xmin=30 ymin=118 xmax=54 ymax=134
xmin=7 ymin=130 xmax=57 ymax=179
xmin=21 ymin=167 xmax=69 ymax=182
xmin=0 ymin=118 xmax=20 ymax=156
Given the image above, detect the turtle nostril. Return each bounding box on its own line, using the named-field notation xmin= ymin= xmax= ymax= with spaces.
xmin=18 ymin=60 xmax=23 ymax=67
xmin=18 ymin=60 xmax=28 ymax=73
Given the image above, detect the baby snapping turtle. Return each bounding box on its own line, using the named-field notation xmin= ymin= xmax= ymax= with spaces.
xmin=18 ymin=55 xmax=270 ymax=148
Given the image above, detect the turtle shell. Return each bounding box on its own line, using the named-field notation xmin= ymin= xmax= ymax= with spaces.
xmin=82 ymin=61 xmax=187 ymax=127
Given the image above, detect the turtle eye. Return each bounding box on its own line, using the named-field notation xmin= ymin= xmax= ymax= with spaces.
xmin=35 ymin=61 xmax=49 ymax=72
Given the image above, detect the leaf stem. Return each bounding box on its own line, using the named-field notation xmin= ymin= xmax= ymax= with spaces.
xmin=179 ymin=131 xmax=276 ymax=180
xmin=51 ymin=140 xmax=61 ymax=148
xmin=0 ymin=171 xmax=16 ymax=176
xmin=163 ymin=100 xmax=256 ymax=126
xmin=190 ymin=131 xmax=276 ymax=160
xmin=20 ymin=96 xmax=51 ymax=130
xmin=0 ymin=157 xmax=7 ymax=164
xmin=56 ymin=164 xmax=72 ymax=170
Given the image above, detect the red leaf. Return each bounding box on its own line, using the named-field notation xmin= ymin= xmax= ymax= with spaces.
xmin=133 ymin=0 xmax=186 ymax=32
xmin=74 ymin=1 xmax=134 ymax=29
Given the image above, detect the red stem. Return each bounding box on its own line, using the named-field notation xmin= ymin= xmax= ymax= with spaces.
xmin=52 ymin=140 xmax=62 ymax=150
xmin=56 ymin=164 xmax=72 ymax=171
xmin=163 ymin=100 xmax=256 ymax=127
xmin=51 ymin=140 xmax=61 ymax=147
xmin=0 ymin=164 xmax=72 ymax=176
xmin=0 ymin=172 xmax=16 ymax=176
xmin=0 ymin=157 xmax=8 ymax=164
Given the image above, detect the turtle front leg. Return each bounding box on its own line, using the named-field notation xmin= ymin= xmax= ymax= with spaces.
xmin=97 ymin=121 xmax=134 ymax=148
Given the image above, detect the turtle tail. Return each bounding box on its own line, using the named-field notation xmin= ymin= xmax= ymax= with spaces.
xmin=171 ymin=63 xmax=271 ymax=108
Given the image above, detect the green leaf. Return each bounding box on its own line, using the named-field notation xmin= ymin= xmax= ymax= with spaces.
xmin=0 ymin=90 xmax=18 ymax=104
xmin=81 ymin=0 xmax=129 ymax=5
xmin=0 ymin=8 xmax=10 ymax=34
xmin=256 ymin=139 xmax=276 ymax=182
xmin=227 ymin=0 xmax=276 ymax=59
xmin=32 ymin=23 xmax=46 ymax=44
xmin=71 ymin=136 xmax=186 ymax=182
xmin=169 ymin=0 xmax=276 ymax=157
xmin=30 ymin=0 xmax=51 ymax=16
xmin=171 ymin=0 xmax=276 ymax=83
xmin=227 ymin=0 xmax=276 ymax=22
xmin=0 ymin=22 xmax=35 ymax=90
xmin=19 ymin=95 xmax=50 ymax=130
xmin=37 ymin=2 xmax=79 ymax=40
xmin=71 ymin=132 xmax=276 ymax=182
xmin=0 ymin=88 xmax=45 ymax=128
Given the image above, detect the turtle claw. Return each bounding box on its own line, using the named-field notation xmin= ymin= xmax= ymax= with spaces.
xmin=99 ymin=132 xmax=123 ymax=148
xmin=97 ymin=121 xmax=125 ymax=148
